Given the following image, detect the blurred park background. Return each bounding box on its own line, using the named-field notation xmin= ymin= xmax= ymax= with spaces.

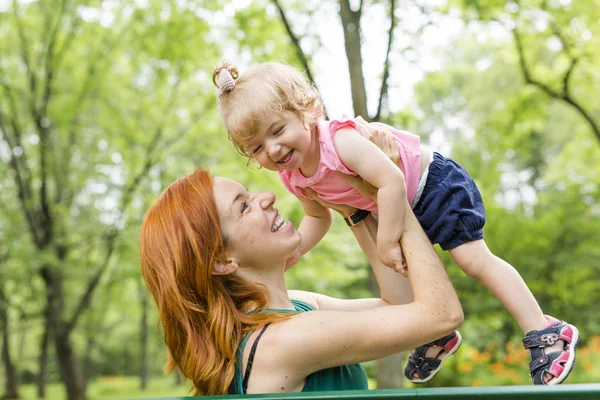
xmin=0 ymin=0 xmax=599 ymax=399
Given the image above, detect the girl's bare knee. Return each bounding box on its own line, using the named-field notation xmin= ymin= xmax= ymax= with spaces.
xmin=450 ymin=241 xmax=493 ymax=281
xmin=457 ymin=257 xmax=488 ymax=280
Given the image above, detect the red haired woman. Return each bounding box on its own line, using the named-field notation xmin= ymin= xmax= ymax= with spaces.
xmin=140 ymin=162 xmax=463 ymax=395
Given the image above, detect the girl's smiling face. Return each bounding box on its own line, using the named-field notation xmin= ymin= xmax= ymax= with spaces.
xmin=240 ymin=111 xmax=314 ymax=172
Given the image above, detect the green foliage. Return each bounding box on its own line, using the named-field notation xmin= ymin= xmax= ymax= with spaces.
xmin=1 ymin=0 xmax=598 ymax=397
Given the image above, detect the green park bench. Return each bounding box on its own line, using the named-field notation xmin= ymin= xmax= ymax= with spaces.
xmin=141 ymin=383 xmax=600 ymax=400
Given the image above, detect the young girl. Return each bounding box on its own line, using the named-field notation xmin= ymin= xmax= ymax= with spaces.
xmin=212 ymin=61 xmax=579 ymax=385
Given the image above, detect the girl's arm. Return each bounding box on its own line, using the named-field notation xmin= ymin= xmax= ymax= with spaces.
xmin=266 ymin=203 xmax=463 ymax=382
xmin=333 ymin=127 xmax=407 ymax=272
xmin=295 ymin=196 xmax=332 ymax=256
xmin=290 ymin=187 xmax=411 ymax=309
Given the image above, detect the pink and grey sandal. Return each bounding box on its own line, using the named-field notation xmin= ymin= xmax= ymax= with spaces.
xmin=522 ymin=315 xmax=580 ymax=385
xmin=404 ymin=330 xmax=462 ymax=383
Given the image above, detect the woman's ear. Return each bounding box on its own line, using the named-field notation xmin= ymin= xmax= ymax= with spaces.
xmin=212 ymin=259 xmax=239 ymax=275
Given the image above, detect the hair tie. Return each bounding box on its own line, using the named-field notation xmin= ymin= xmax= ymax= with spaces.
xmin=216 ymin=69 xmax=235 ymax=98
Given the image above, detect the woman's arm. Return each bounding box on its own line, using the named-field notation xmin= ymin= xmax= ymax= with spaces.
xmin=289 ymin=211 xmax=412 ymax=311
xmin=348 ymin=213 xmax=414 ymax=306
xmin=270 ymin=203 xmax=463 ymax=379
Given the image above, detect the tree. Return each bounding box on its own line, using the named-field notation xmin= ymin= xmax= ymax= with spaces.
xmin=456 ymin=0 xmax=600 ymax=145
xmin=0 ymin=253 xmax=20 ymax=400
xmin=0 ymin=1 xmax=216 ymax=398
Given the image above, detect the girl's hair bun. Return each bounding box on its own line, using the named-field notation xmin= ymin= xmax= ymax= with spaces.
xmin=213 ymin=62 xmax=239 ymax=97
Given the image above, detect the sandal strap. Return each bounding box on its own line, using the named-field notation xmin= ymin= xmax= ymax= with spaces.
xmin=404 ymin=330 xmax=462 ymax=382
xmin=529 ymin=351 xmax=570 ymax=384
xmin=529 ymin=353 xmax=554 ymax=376
xmin=406 ymin=353 xmax=442 ymax=379
xmin=429 ymin=331 xmax=458 ymax=347
xmin=522 ymin=322 xmax=567 ymax=349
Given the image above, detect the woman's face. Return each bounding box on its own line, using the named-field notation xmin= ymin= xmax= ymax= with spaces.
xmin=213 ymin=177 xmax=301 ymax=269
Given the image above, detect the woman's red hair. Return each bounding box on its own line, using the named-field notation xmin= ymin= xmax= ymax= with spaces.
xmin=140 ymin=167 xmax=293 ymax=395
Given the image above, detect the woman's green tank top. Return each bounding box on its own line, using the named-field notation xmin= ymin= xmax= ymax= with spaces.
xmin=228 ymin=299 xmax=368 ymax=394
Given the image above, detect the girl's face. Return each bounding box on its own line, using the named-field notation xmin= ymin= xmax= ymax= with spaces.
xmin=240 ymin=111 xmax=313 ymax=172
xmin=213 ymin=177 xmax=301 ymax=269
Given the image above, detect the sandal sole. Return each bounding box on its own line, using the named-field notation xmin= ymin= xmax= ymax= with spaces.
xmin=409 ymin=330 xmax=463 ymax=384
xmin=544 ymin=324 xmax=580 ymax=386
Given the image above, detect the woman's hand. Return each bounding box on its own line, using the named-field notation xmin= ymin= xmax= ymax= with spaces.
xmin=284 ymin=246 xmax=301 ymax=272
xmin=355 ymin=116 xmax=400 ymax=167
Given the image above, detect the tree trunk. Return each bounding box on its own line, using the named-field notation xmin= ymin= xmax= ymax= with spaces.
xmin=376 ymin=353 xmax=405 ymax=388
xmin=54 ymin=329 xmax=85 ymax=400
xmin=339 ymin=0 xmax=369 ymax=119
xmin=367 ymin=264 xmax=405 ymax=388
xmin=43 ymin=266 xmax=86 ymax=400
xmin=174 ymin=369 xmax=183 ymax=386
xmin=139 ymin=283 xmax=149 ymax=390
xmin=37 ymin=306 xmax=50 ymax=399
xmin=0 ymin=286 xmax=20 ymax=400
xmin=82 ymin=337 xmax=95 ymax=390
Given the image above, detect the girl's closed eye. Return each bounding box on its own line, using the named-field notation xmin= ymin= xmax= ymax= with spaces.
xmin=253 ymin=145 xmax=262 ymax=154
xmin=273 ymin=126 xmax=285 ymax=136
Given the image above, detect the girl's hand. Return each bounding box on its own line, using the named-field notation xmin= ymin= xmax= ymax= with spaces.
xmin=378 ymin=242 xmax=408 ymax=276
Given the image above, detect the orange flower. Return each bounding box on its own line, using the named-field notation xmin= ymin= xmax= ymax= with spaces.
xmin=472 ymin=350 xmax=492 ymax=362
xmin=590 ymin=336 xmax=600 ymax=353
xmin=472 ymin=379 xmax=484 ymax=386
xmin=458 ymin=362 xmax=473 ymax=372
xmin=583 ymin=361 xmax=594 ymax=372
xmin=491 ymin=362 xmax=505 ymax=373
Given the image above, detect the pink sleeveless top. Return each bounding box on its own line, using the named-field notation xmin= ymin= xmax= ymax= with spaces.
xmin=278 ymin=119 xmax=421 ymax=215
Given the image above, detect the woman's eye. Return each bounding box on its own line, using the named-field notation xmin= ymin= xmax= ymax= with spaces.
xmin=241 ymin=201 xmax=249 ymax=213
xmin=253 ymin=145 xmax=262 ymax=154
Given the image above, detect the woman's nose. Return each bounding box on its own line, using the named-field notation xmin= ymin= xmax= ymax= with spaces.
xmin=257 ymin=192 xmax=276 ymax=209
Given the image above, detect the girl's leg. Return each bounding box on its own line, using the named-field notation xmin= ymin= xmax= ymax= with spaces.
xmin=449 ymin=239 xmax=565 ymax=383
xmin=448 ymin=239 xmax=546 ymax=333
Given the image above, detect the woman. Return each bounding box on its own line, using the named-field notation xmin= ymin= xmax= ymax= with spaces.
xmin=140 ymin=163 xmax=463 ymax=395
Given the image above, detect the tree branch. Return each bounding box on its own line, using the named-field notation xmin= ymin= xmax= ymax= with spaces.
xmin=39 ymin=0 xmax=66 ymax=118
xmin=12 ymin=3 xmax=37 ymax=111
xmin=513 ymin=29 xmax=600 ymax=144
xmin=0 ymin=108 xmax=40 ymax=247
xmin=33 ymin=0 xmax=68 ymax=241
xmin=271 ymin=0 xmax=327 ymax=117
xmin=562 ymin=56 xmax=578 ymax=98
xmin=375 ymin=0 xmax=396 ymax=121
xmin=65 ymin=75 xmax=184 ymax=334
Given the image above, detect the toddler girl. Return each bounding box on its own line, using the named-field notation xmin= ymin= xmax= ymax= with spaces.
xmin=212 ymin=61 xmax=578 ymax=385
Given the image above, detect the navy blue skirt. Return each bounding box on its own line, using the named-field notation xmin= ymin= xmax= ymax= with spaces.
xmin=413 ymin=152 xmax=486 ymax=250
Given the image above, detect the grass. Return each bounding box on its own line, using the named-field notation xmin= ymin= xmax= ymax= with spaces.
xmin=18 ymin=376 xmax=190 ymax=400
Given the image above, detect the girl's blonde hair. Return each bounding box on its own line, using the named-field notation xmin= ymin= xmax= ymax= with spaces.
xmin=213 ymin=61 xmax=324 ymax=158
